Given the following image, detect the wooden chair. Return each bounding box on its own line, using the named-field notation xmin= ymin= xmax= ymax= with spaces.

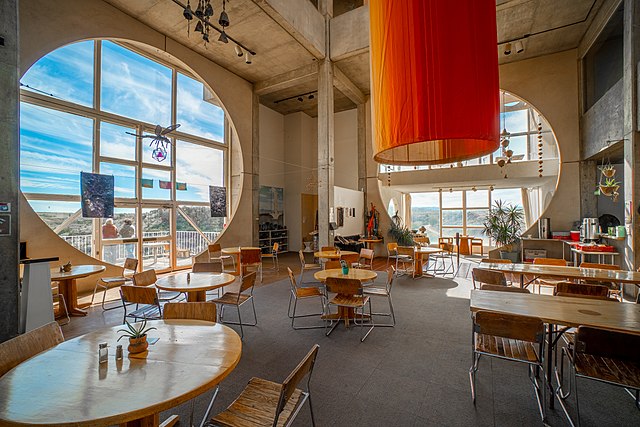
xmin=340 ymin=253 xmax=359 ymax=266
xmin=323 ymin=260 xmax=341 ymax=270
xmin=0 ymin=321 xmax=64 ymax=377
xmin=363 ymin=267 xmax=396 ymax=326
xmin=470 ymin=311 xmax=546 ymax=421
xmin=470 ymin=238 xmax=484 ymax=256
xmin=579 ymin=262 xmax=623 ymax=300
xmin=395 ymin=246 xmax=415 ymax=276
xmin=321 ymin=246 xmax=336 ymax=252
xmin=413 ymin=235 xmax=430 ymax=246
xmin=241 ymin=248 xmax=263 ymax=283
xmin=386 ymin=242 xmax=401 ymax=267
xmin=208 ymin=243 xmax=235 ymax=273
xmin=324 ymin=277 xmax=374 ymax=341
xmin=480 ymin=284 xmax=530 ymax=294
xmin=556 ymin=327 xmax=640 ymax=426
xmin=119 ymin=284 xmax=162 ymax=323
xmin=554 ymin=281 xmax=612 ymax=300
xmin=209 ymin=344 xmax=320 ymax=427
xmin=51 ymin=281 xmax=70 ymax=326
xmin=212 ymin=272 xmax=258 ymax=339
xmin=299 ymin=250 xmax=321 ymax=285
xmin=133 ymin=269 xmax=182 ymax=302
xmin=91 ymin=257 xmax=138 ymax=311
xmin=287 ymin=267 xmax=326 ymax=330
xmin=480 ymin=258 xmax=516 ymax=284
xmin=192 ymin=262 xmax=223 ymax=273
xmin=532 ymin=258 xmax=568 ymax=293
xmin=472 ymin=268 xmax=507 ymax=289
xmin=261 ymin=242 xmax=280 ymax=271
xmin=352 ymin=248 xmax=374 ymax=269
xmin=163 ymin=302 xmax=217 ymax=322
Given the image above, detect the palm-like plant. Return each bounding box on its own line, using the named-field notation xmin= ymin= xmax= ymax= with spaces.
xmin=388 ymin=211 xmax=414 ymax=246
xmin=483 ymin=200 xmax=524 ymax=251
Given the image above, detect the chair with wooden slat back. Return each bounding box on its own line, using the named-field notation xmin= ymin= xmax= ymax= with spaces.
xmin=395 ymin=246 xmax=415 ymax=276
xmin=470 ymin=311 xmax=546 ymax=421
xmin=119 ymin=284 xmax=162 ymax=324
xmin=299 ymin=250 xmax=321 ymax=285
xmin=579 ymin=262 xmax=622 ymax=300
xmin=287 ymin=267 xmax=325 ymax=330
xmin=91 ymin=257 xmax=139 ymax=311
xmin=192 ymin=262 xmax=223 ymax=273
xmin=241 ymin=248 xmax=263 ymax=283
xmin=554 ymin=281 xmax=612 ymax=300
xmin=0 ymin=322 xmax=64 ymax=377
xmin=353 ymin=248 xmax=375 ymax=270
xmin=480 ymin=258 xmax=516 ymax=284
xmin=529 ymin=258 xmax=568 ymax=293
xmin=210 ymin=344 xmax=320 ymax=427
xmin=340 ymin=253 xmax=359 ymax=266
xmin=261 ymin=242 xmax=280 ymax=272
xmin=211 ymin=272 xmax=258 ymax=339
xmin=386 ymin=242 xmax=401 ymax=267
xmin=472 ymin=268 xmax=507 ymax=289
xmin=163 ymin=302 xmax=217 ymax=322
xmin=480 ymin=284 xmax=530 ymax=294
xmin=325 ymin=277 xmax=374 ymax=341
xmin=323 ymin=260 xmax=341 ymax=270
xmin=133 ymin=269 xmax=182 ymax=302
xmin=470 ymin=238 xmax=484 ymax=256
xmin=208 ymin=243 xmax=235 ymax=272
xmin=556 ymin=326 xmax=640 ymax=426
xmin=363 ymin=266 xmax=396 ymax=326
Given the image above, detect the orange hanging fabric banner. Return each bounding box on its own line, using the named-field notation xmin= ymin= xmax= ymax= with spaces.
xmin=370 ymin=0 xmax=500 ymax=165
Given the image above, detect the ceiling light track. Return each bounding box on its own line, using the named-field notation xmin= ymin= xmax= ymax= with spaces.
xmin=273 ymin=90 xmax=317 ymax=104
xmin=172 ymin=0 xmax=257 ymax=56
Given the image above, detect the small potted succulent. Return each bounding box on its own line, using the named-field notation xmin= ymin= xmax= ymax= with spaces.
xmin=117 ymin=319 xmax=157 ymax=354
xmin=598 ymin=177 xmax=620 ymax=197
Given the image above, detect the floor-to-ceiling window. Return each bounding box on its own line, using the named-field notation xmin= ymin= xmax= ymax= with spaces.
xmin=20 ymin=40 xmax=228 ymax=271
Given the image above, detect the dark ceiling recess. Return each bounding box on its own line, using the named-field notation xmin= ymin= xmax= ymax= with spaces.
xmin=274 ymin=90 xmax=318 ymax=104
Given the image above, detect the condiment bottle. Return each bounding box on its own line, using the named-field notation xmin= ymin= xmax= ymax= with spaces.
xmin=98 ymin=343 xmax=108 ymax=364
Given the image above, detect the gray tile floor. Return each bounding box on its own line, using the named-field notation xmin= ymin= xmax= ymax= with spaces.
xmin=65 ymin=255 xmax=640 ymax=426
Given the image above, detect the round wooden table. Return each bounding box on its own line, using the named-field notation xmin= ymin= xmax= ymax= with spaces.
xmin=314 ymin=268 xmax=378 ymax=325
xmin=221 ymin=247 xmax=261 ymax=275
xmin=156 ymin=272 xmax=236 ymax=302
xmin=50 ymin=265 xmax=106 ymax=316
xmin=0 ymin=320 xmax=242 ymax=427
xmin=313 ymin=250 xmax=358 ymax=260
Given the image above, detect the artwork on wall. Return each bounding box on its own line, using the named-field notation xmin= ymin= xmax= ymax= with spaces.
xmin=259 ymin=186 xmax=284 ymax=224
xmin=336 ymin=207 xmax=344 ymax=227
xmin=81 ymin=172 xmax=114 ymax=218
xmin=209 ymin=186 xmax=227 ymax=217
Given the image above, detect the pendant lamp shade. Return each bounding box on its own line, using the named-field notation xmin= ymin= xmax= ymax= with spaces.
xmin=369 ymin=0 xmax=500 ymax=165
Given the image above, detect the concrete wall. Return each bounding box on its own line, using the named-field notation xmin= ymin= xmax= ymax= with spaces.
xmin=334 ymin=109 xmax=359 ymax=190
xmin=333 ymin=186 xmax=364 ymax=236
xmin=259 ymin=105 xmax=285 ymax=188
xmin=582 ymin=79 xmax=624 ymax=159
xmin=18 ymin=0 xmax=255 ymax=294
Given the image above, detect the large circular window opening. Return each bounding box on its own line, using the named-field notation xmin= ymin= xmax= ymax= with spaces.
xmin=20 ymin=40 xmax=231 ymax=272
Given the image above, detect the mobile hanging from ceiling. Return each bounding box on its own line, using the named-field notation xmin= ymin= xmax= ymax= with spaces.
xmin=174 ymin=0 xmax=256 ymax=63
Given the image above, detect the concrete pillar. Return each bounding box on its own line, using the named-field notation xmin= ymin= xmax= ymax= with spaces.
xmin=579 ymin=160 xmax=598 ymax=218
xmin=0 ymin=0 xmax=20 ymax=342
xmin=357 ymin=103 xmax=367 ymax=195
xmin=317 ymin=12 xmax=334 ymax=248
xmin=252 ymin=92 xmax=260 ymax=246
xmin=623 ymin=0 xmax=640 ymax=274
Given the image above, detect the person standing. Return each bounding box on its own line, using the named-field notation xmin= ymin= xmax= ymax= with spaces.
xmin=102 ymin=219 xmax=119 ymax=264
xmin=119 ymin=218 xmax=136 ymax=259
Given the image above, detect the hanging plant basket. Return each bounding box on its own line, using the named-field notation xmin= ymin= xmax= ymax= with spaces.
xmin=599 ymin=184 xmax=620 ymax=197
xmin=601 ymin=168 xmax=616 ymax=178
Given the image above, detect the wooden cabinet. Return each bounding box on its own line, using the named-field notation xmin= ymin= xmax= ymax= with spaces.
xmin=259 ymin=229 xmax=288 ymax=253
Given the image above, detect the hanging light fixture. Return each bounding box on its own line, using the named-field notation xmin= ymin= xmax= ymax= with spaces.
xmin=369 ymin=0 xmax=499 ymax=165
xmin=234 ymin=44 xmax=243 ymax=57
xmin=203 ymin=0 xmax=213 ymax=18
xmin=219 ymin=0 xmax=230 ymax=27
xmin=218 ymin=31 xmax=229 ymax=43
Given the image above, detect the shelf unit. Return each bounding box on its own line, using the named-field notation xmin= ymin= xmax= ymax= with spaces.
xmin=259 ymin=229 xmax=288 ymax=254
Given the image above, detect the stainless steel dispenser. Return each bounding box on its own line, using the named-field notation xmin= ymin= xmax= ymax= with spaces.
xmin=581 ymin=218 xmax=600 ymax=242
xmin=538 ymin=218 xmax=551 ymax=239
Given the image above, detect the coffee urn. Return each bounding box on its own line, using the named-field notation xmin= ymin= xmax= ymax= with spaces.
xmin=538 ymin=218 xmax=551 ymax=239
xmin=581 ymin=218 xmax=600 ymax=242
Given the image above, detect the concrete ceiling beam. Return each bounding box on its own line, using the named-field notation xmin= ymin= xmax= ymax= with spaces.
xmin=251 ymin=0 xmax=326 ymax=59
xmin=333 ymin=64 xmax=366 ymax=105
xmin=578 ymin=0 xmax=621 ymax=58
xmin=330 ymin=5 xmax=369 ymax=61
xmin=254 ymin=63 xmax=319 ymax=96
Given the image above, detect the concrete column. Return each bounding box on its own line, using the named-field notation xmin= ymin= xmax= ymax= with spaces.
xmin=623 ymin=0 xmax=640 ymax=274
xmin=579 ymin=160 xmax=598 ymax=218
xmin=0 ymin=0 xmax=20 ymax=342
xmin=252 ymin=92 xmax=260 ymax=246
xmin=317 ymin=12 xmax=334 ymax=248
xmin=357 ymin=103 xmax=367 ymax=194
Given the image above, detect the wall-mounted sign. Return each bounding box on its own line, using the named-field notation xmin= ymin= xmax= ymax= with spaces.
xmin=0 ymin=202 xmax=10 ymax=212
xmin=0 ymin=214 xmax=11 ymax=236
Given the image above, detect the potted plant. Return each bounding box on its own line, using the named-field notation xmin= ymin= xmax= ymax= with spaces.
xmin=598 ymin=178 xmax=620 ymax=197
xmin=599 ymin=163 xmax=616 ymax=178
xmin=117 ymin=319 xmax=157 ymax=354
xmin=483 ymin=200 xmax=524 ymax=262
xmin=388 ymin=211 xmax=415 ymax=246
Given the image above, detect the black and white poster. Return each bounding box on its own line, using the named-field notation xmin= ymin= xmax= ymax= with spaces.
xmin=209 ymin=186 xmax=227 ymax=217
xmin=81 ymin=172 xmax=114 ymax=218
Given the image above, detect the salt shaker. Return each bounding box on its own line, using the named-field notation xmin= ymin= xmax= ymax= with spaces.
xmin=115 ymin=344 xmax=123 ymax=360
xmin=98 ymin=343 xmax=108 ymax=364
xmin=187 ymin=273 xmax=191 ymax=283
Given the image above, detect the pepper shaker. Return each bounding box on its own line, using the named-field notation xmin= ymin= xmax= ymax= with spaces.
xmin=115 ymin=344 xmax=123 ymax=360
xmin=98 ymin=343 xmax=108 ymax=364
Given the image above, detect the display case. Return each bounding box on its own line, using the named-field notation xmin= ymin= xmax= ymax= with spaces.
xmin=259 ymin=229 xmax=288 ymax=254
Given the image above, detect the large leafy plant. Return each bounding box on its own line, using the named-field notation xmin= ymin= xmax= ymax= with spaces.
xmin=388 ymin=211 xmax=414 ymax=246
xmin=483 ymin=200 xmax=524 ymax=251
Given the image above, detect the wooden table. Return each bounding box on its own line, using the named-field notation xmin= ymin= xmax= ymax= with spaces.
xmin=314 ymin=268 xmax=377 ymax=325
xmin=221 ymin=247 xmax=261 ymax=275
xmin=359 ymin=238 xmax=383 ymax=250
xmin=156 ymin=272 xmax=236 ymax=302
xmin=0 ymin=320 xmax=242 ymax=427
xmin=413 ymin=247 xmax=443 ymax=278
xmin=313 ymin=250 xmax=358 ymax=260
xmin=50 ymin=265 xmax=106 ymax=317
xmin=458 ymin=236 xmax=472 ymax=255
xmin=470 ymin=290 xmax=640 ymax=409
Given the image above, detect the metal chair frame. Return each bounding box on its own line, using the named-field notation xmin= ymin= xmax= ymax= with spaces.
xmin=324 ymin=277 xmax=374 ymax=342
xmin=299 ymin=250 xmax=322 ymax=285
xmin=51 ymin=283 xmax=70 ymax=326
xmin=395 ymin=246 xmax=415 ymax=276
xmin=119 ymin=284 xmax=162 ymax=324
xmin=262 ymin=242 xmax=280 ymax=272
xmin=208 ymin=243 xmax=236 ymax=273
xmin=363 ymin=267 xmax=395 ymax=327
xmin=91 ymin=257 xmax=138 ymax=311
xmin=214 ymin=272 xmax=258 ymax=339
xmin=286 ymin=267 xmax=326 ymax=330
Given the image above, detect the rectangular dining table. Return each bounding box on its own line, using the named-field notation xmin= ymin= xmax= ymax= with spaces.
xmin=470 ymin=290 xmax=640 ymax=409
